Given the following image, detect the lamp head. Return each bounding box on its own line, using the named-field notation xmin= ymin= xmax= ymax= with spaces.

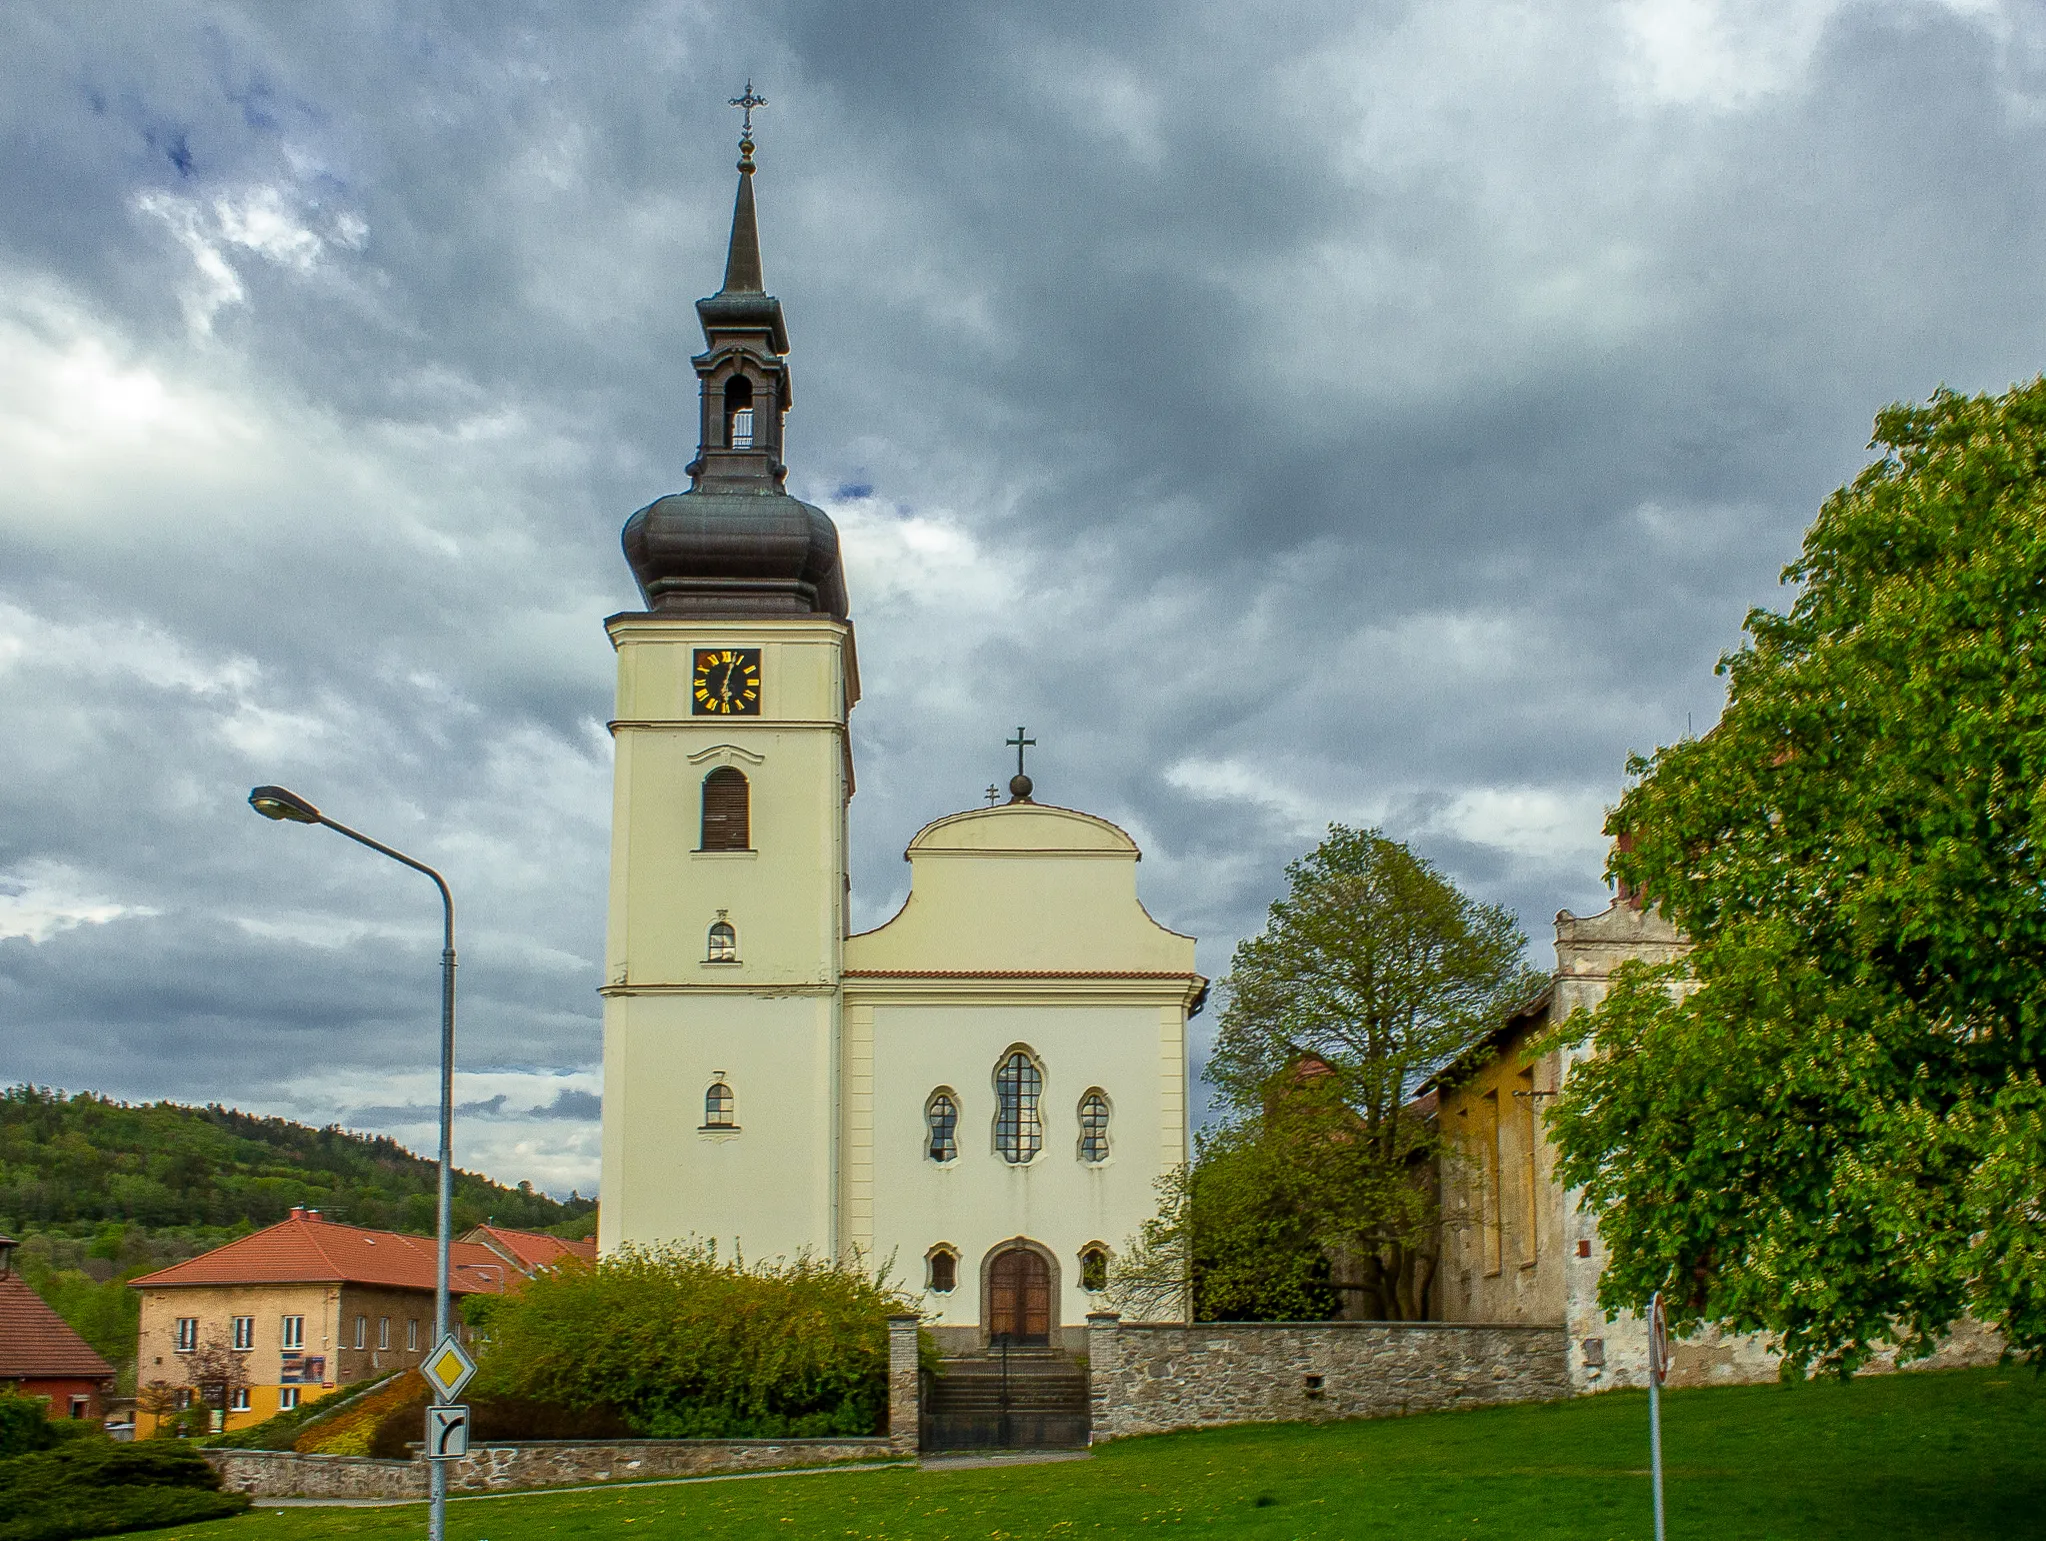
xmin=248 ymin=786 xmax=322 ymax=824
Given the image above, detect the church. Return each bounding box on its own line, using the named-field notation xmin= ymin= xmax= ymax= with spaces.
xmin=595 ymin=127 xmax=1205 ymax=1350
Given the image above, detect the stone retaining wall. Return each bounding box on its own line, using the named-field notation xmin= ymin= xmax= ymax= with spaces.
xmin=1085 ymin=1314 xmax=1570 ymax=1440
xmin=203 ymin=1437 xmax=901 ymax=1499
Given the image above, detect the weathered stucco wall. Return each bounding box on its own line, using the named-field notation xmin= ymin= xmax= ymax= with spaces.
xmin=204 ymin=1436 xmax=903 ymax=1498
xmin=1085 ymin=1315 xmax=1569 ymax=1440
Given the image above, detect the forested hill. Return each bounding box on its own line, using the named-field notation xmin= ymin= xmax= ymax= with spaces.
xmin=0 ymin=1085 xmax=593 ymax=1238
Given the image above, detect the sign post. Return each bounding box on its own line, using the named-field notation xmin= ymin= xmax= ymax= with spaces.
xmin=1648 ymin=1290 xmax=1668 ymax=1541
xmin=421 ymin=1334 xmax=476 ymax=1470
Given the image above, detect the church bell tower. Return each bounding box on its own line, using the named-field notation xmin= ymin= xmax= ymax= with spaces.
xmin=597 ymin=119 xmax=856 ymax=1261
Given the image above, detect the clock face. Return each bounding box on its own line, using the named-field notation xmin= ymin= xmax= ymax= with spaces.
xmin=692 ymin=648 xmax=762 ymax=715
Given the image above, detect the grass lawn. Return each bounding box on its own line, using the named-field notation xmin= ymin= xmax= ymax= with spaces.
xmin=160 ymin=1366 xmax=2041 ymax=1540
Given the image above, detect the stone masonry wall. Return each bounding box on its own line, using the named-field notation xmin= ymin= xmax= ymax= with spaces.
xmin=1086 ymin=1315 xmax=1569 ymax=1440
xmin=203 ymin=1437 xmax=901 ymax=1499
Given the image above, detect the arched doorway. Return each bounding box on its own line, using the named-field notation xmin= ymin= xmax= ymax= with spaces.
xmin=986 ymin=1246 xmax=1052 ymax=1346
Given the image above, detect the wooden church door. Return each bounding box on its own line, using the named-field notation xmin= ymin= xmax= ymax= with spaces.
xmin=987 ymin=1247 xmax=1051 ymax=1345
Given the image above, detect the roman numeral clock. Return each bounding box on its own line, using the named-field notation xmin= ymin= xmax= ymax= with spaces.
xmin=692 ymin=648 xmax=762 ymax=715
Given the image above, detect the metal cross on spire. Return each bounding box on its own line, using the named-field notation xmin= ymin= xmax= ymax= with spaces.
xmin=729 ymin=80 xmax=767 ymax=137
xmin=1006 ymin=727 xmax=1036 ymax=778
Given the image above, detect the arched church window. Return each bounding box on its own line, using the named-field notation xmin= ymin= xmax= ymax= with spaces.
xmin=700 ymin=768 xmax=750 ymax=851
xmin=926 ymin=1246 xmax=958 ymax=1294
xmin=1077 ymin=1090 xmax=1111 ymax=1163
xmin=706 ymin=917 xmax=738 ymax=963
xmin=925 ymin=1091 xmax=959 ymax=1163
xmin=993 ymin=1049 xmax=1043 ymax=1164
xmin=725 ymin=375 xmax=755 ymax=449
xmin=1079 ymin=1243 xmax=1111 ymax=1294
xmin=703 ymin=1080 xmax=735 ymax=1129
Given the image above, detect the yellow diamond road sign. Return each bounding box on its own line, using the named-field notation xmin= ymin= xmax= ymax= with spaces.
xmin=422 ymin=1335 xmax=476 ymax=1402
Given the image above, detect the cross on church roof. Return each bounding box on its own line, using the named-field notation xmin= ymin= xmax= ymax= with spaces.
xmin=984 ymin=785 xmax=1001 ymax=806
xmin=1005 ymin=727 xmax=1037 ymax=805
xmin=729 ymin=80 xmax=767 ymax=138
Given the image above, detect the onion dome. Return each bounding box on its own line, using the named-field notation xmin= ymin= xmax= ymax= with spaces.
xmin=621 ymin=129 xmax=848 ymax=619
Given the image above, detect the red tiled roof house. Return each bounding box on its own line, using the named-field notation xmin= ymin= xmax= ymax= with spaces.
xmin=0 ymin=1235 xmax=116 ymax=1422
xmin=127 ymin=1207 xmax=540 ymax=1436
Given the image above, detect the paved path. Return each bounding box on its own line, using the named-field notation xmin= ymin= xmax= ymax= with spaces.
xmin=252 ymin=1448 xmax=1093 ymax=1508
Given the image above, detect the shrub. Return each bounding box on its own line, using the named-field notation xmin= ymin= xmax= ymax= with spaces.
xmin=0 ymin=1392 xmax=55 ymax=1457
xmin=295 ymin=1371 xmax=426 ymax=1455
xmin=0 ymin=1440 xmax=248 ymax=1541
xmin=470 ymin=1243 xmax=924 ymax=1438
xmin=205 ymin=1373 xmax=381 ymax=1451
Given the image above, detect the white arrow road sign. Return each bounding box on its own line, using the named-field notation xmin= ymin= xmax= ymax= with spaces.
xmin=421 ymin=1335 xmax=477 ymax=1402
xmin=426 ymin=1404 xmax=469 ymax=1460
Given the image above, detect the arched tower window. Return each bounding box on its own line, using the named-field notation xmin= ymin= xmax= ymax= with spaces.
xmin=703 ymin=1080 xmax=735 ymax=1129
xmin=1079 ymin=1243 xmax=1111 ymax=1294
xmin=700 ymin=768 xmax=750 ymax=851
xmin=1078 ymin=1090 xmax=1111 ymax=1163
xmin=725 ymin=375 xmax=755 ymax=449
xmin=993 ymin=1049 xmax=1043 ymax=1164
xmin=926 ymin=1245 xmax=959 ymax=1294
xmin=706 ymin=918 xmax=738 ymax=963
xmin=925 ymin=1091 xmax=959 ymax=1163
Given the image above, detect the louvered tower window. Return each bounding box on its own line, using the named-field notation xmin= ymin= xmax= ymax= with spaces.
xmin=700 ymin=768 xmax=750 ymax=850
xmin=994 ymin=1049 xmax=1043 ymax=1164
xmin=926 ymin=1091 xmax=959 ymax=1162
xmin=1078 ymin=1090 xmax=1111 ymax=1163
xmin=726 ymin=375 xmax=755 ymax=448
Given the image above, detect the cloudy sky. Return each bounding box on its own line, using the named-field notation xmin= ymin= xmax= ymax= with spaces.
xmin=3 ymin=1 xmax=2042 ymax=1197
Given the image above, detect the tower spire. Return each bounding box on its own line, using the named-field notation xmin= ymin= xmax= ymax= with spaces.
xmin=720 ymin=83 xmax=767 ymax=295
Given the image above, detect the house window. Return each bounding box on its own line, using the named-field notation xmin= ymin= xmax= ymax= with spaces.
xmin=232 ymin=1316 xmax=255 ymax=1351
xmin=925 ymin=1091 xmax=959 ymax=1162
xmin=229 ymin=1388 xmax=251 ymax=1413
xmin=378 ymin=1318 xmax=391 ymax=1350
xmin=927 ymin=1247 xmax=958 ymax=1294
xmin=175 ymin=1388 xmax=192 ymax=1411
xmin=700 ymin=768 xmax=750 ymax=851
xmin=281 ymin=1315 xmax=305 ymax=1351
xmin=707 ymin=919 xmax=739 ymax=962
xmin=1078 ymin=1090 xmax=1111 ymax=1163
xmin=1079 ymin=1244 xmax=1111 ymax=1293
xmin=279 ymin=1387 xmax=300 ymax=1412
xmin=68 ymin=1396 xmax=89 ymax=1419
xmin=174 ymin=1318 xmax=199 ymax=1353
xmin=704 ymin=1080 xmax=736 ymax=1129
xmin=407 ymin=1319 xmax=419 ymax=1352
xmin=354 ymin=1315 xmax=367 ymax=1350
xmin=994 ymin=1048 xmax=1043 ymax=1164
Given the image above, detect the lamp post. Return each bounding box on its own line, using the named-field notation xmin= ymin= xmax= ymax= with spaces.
xmin=248 ymin=785 xmax=457 ymax=1541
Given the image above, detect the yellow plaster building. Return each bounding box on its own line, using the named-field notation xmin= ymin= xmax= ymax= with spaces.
xmin=597 ymin=135 xmax=1203 ymax=1348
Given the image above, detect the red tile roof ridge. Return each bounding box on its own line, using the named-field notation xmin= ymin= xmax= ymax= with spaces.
xmin=463 ymin=1224 xmax=597 ymax=1271
xmin=128 ymin=1211 xmax=514 ymax=1294
xmin=0 ymin=1272 xmax=115 ymax=1380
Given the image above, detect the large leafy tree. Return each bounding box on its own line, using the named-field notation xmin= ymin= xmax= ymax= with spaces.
xmin=1196 ymin=826 xmax=1541 ymax=1319
xmin=1550 ymin=381 xmax=2046 ymax=1372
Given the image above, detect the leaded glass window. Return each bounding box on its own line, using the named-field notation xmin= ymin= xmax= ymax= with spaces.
xmin=994 ymin=1049 xmax=1042 ymax=1164
xmin=1078 ymin=1089 xmax=1111 ymax=1163
xmin=704 ymin=1080 xmax=735 ymax=1128
xmin=707 ymin=920 xmax=738 ymax=962
xmin=926 ymin=1091 xmax=959 ymax=1162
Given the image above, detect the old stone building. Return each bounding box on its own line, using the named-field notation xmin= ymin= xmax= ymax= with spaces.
xmin=1432 ymin=896 xmax=2000 ymax=1390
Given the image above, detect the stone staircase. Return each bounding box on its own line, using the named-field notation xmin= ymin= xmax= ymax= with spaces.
xmin=921 ymin=1347 xmax=1091 ymax=1450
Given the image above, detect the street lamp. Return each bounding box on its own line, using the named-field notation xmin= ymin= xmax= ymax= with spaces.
xmin=248 ymin=785 xmax=458 ymax=1541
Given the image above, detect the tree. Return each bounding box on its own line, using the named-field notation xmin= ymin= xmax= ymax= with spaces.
xmin=1549 ymin=380 xmax=2046 ymax=1373
xmin=1199 ymin=826 xmax=1542 ymax=1320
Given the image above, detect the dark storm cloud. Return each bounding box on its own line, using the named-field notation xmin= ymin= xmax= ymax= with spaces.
xmin=3 ymin=0 xmax=2044 ymax=1184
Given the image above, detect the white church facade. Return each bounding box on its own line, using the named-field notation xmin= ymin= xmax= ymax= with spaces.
xmin=596 ymin=130 xmax=1203 ymax=1347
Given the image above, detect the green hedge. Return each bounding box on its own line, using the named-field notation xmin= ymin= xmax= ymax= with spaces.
xmin=0 ymin=1441 xmax=248 ymax=1541
xmin=469 ymin=1242 xmax=927 ymax=1438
